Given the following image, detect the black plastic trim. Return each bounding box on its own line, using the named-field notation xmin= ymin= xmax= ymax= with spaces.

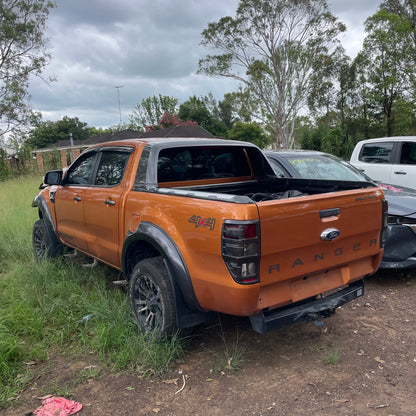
xmin=32 ymin=194 xmax=57 ymax=233
xmin=122 ymin=221 xmax=211 ymax=329
xmin=249 ymin=280 xmax=364 ymax=334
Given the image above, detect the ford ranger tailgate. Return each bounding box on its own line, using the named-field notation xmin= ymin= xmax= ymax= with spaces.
xmin=256 ymin=187 xmax=384 ymax=309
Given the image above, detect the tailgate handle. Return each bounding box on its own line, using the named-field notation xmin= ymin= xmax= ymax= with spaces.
xmin=320 ymin=208 xmax=340 ymax=218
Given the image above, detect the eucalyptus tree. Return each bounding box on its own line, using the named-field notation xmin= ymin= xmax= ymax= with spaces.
xmin=307 ymin=47 xmax=354 ymax=125
xmin=379 ymin=0 xmax=416 ymax=101
xmin=356 ymin=2 xmax=416 ymax=136
xmin=198 ymin=0 xmax=345 ymax=148
xmin=0 ymin=0 xmax=55 ymax=138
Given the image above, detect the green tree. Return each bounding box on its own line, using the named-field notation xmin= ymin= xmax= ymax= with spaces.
xmin=202 ymin=91 xmax=260 ymax=132
xmin=129 ymin=95 xmax=179 ymax=131
xmin=0 ymin=0 xmax=55 ymax=137
xmin=90 ymin=124 xmax=129 ymax=135
xmin=202 ymin=93 xmax=234 ymax=129
xmin=308 ymin=47 xmax=355 ymax=128
xmin=221 ymin=90 xmax=259 ymax=125
xmin=178 ymin=96 xmax=228 ymax=136
xmin=226 ymin=121 xmax=271 ymax=148
xmin=379 ymin=0 xmax=416 ymax=100
xmin=198 ymin=0 xmax=345 ymax=148
xmin=357 ymin=7 xmax=413 ymax=136
xmin=27 ymin=116 xmax=92 ymax=149
xmin=391 ymin=97 xmax=416 ymax=135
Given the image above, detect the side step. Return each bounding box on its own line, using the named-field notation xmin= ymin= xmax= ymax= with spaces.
xmin=64 ymin=249 xmax=98 ymax=268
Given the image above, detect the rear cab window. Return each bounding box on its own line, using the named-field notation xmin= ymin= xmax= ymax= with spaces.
xmin=157 ymin=146 xmax=253 ymax=186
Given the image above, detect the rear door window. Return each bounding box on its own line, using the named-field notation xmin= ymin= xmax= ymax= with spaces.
xmin=399 ymin=142 xmax=416 ymax=165
xmin=359 ymin=142 xmax=394 ymax=163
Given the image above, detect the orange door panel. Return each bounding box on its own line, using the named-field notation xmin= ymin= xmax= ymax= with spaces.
xmin=83 ymin=186 xmax=124 ymax=267
xmin=54 ymin=186 xmax=88 ymax=251
xmin=82 ymin=149 xmax=133 ymax=267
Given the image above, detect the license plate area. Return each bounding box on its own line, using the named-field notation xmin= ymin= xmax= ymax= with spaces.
xmin=291 ymin=266 xmax=350 ymax=303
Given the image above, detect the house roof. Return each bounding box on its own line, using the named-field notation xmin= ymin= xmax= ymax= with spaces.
xmin=40 ymin=126 xmax=214 ymax=150
xmin=140 ymin=125 xmax=213 ymax=139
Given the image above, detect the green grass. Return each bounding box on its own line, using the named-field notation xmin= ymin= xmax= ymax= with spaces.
xmin=0 ymin=176 xmax=184 ymax=408
xmin=324 ymin=348 xmax=341 ymax=365
xmin=210 ymin=319 xmax=247 ymax=373
xmin=308 ymin=344 xmax=342 ymax=366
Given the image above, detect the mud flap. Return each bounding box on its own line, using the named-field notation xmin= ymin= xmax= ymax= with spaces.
xmin=249 ymin=280 xmax=364 ymax=334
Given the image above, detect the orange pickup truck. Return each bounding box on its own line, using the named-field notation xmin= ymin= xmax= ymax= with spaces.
xmin=32 ymin=138 xmax=387 ymax=336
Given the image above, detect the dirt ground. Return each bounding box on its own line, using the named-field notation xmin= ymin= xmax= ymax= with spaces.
xmin=2 ymin=269 xmax=416 ymax=416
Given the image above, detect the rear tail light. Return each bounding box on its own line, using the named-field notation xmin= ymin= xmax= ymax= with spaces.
xmin=380 ymin=199 xmax=388 ymax=248
xmin=222 ymin=220 xmax=260 ymax=284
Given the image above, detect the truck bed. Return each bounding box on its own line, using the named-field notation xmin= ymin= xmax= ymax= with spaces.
xmin=157 ymin=176 xmax=377 ymax=203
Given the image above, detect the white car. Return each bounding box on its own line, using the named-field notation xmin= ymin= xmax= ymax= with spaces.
xmin=350 ymin=136 xmax=416 ymax=190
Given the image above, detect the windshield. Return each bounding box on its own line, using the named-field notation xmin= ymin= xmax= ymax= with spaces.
xmin=285 ymin=154 xmax=366 ymax=181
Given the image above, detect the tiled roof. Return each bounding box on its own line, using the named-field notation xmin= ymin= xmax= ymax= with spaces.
xmin=140 ymin=125 xmax=213 ymax=138
xmin=40 ymin=126 xmax=213 ymax=150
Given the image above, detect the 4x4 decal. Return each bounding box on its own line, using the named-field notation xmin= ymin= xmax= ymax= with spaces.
xmin=188 ymin=215 xmax=216 ymax=230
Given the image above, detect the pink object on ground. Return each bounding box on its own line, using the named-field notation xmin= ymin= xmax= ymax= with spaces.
xmin=34 ymin=396 xmax=82 ymax=416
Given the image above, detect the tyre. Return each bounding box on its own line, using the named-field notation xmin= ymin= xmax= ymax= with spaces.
xmin=32 ymin=219 xmax=63 ymax=261
xmin=129 ymin=257 xmax=177 ymax=338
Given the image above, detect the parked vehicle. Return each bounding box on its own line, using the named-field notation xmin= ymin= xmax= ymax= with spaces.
xmin=350 ymin=137 xmax=416 ymax=190
xmin=32 ymin=138 xmax=386 ymax=336
xmin=266 ymin=149 xmax=416 ymax=269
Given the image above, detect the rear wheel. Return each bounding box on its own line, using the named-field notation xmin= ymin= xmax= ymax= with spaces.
xmin=32 ymin=219 xmax=63 ymax=261
xmin=129 ymin=257 xmax=177 ymax=337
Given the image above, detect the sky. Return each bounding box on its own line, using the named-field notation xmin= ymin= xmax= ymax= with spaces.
xmin=29 ymin=0 xmax=380 ymax=129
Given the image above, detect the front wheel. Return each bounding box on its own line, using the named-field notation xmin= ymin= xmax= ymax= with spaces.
xmin=129 ymin=257 xmax=177 ymax=338
xmin=32 ymin=219 xmax=63 ymax=261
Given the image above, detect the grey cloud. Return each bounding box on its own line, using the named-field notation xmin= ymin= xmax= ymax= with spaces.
xmin=30 ymin=0 xmax=377 ymax=128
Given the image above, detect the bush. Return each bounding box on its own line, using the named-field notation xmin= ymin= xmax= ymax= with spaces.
xmin=0 ymin=149 xmax=10 ymax=181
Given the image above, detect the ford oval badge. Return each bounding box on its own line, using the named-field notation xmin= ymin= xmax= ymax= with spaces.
xmin=320 ymin=228 xmax=341 ymax=241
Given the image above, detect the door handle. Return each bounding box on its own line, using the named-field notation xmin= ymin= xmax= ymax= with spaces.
xmin=394 ymin=170 xmax=407 ymax=175
xmin=73 ymin=196 xmax=82 ymax=202
xmin=104 ymin=199 xmax=116 ymax=206
xmin=320 ymin=208 xmax=340 ymax=218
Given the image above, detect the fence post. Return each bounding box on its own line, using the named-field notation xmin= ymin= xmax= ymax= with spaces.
xmin=60 ymin=149 xmax=67 ymax=168
xmin=36 ymin=153 xmax=44 ymax=173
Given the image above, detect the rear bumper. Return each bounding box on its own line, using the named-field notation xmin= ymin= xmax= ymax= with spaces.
xmin=380 ymin=225 xmax=416 ymax=269
xmin=249 ymin=280 xmax=364 ymax=334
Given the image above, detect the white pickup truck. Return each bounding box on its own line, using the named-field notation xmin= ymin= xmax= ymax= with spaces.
xmin=350 ymin=137 xmax=416 ymax=190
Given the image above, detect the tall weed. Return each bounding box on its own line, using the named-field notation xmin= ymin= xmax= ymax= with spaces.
xmin=0 ymin=176 xmax=184 ymax=408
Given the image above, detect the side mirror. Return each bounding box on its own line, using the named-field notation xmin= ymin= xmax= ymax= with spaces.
xmin=40 ymin=170 xmax=63 ymax=189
